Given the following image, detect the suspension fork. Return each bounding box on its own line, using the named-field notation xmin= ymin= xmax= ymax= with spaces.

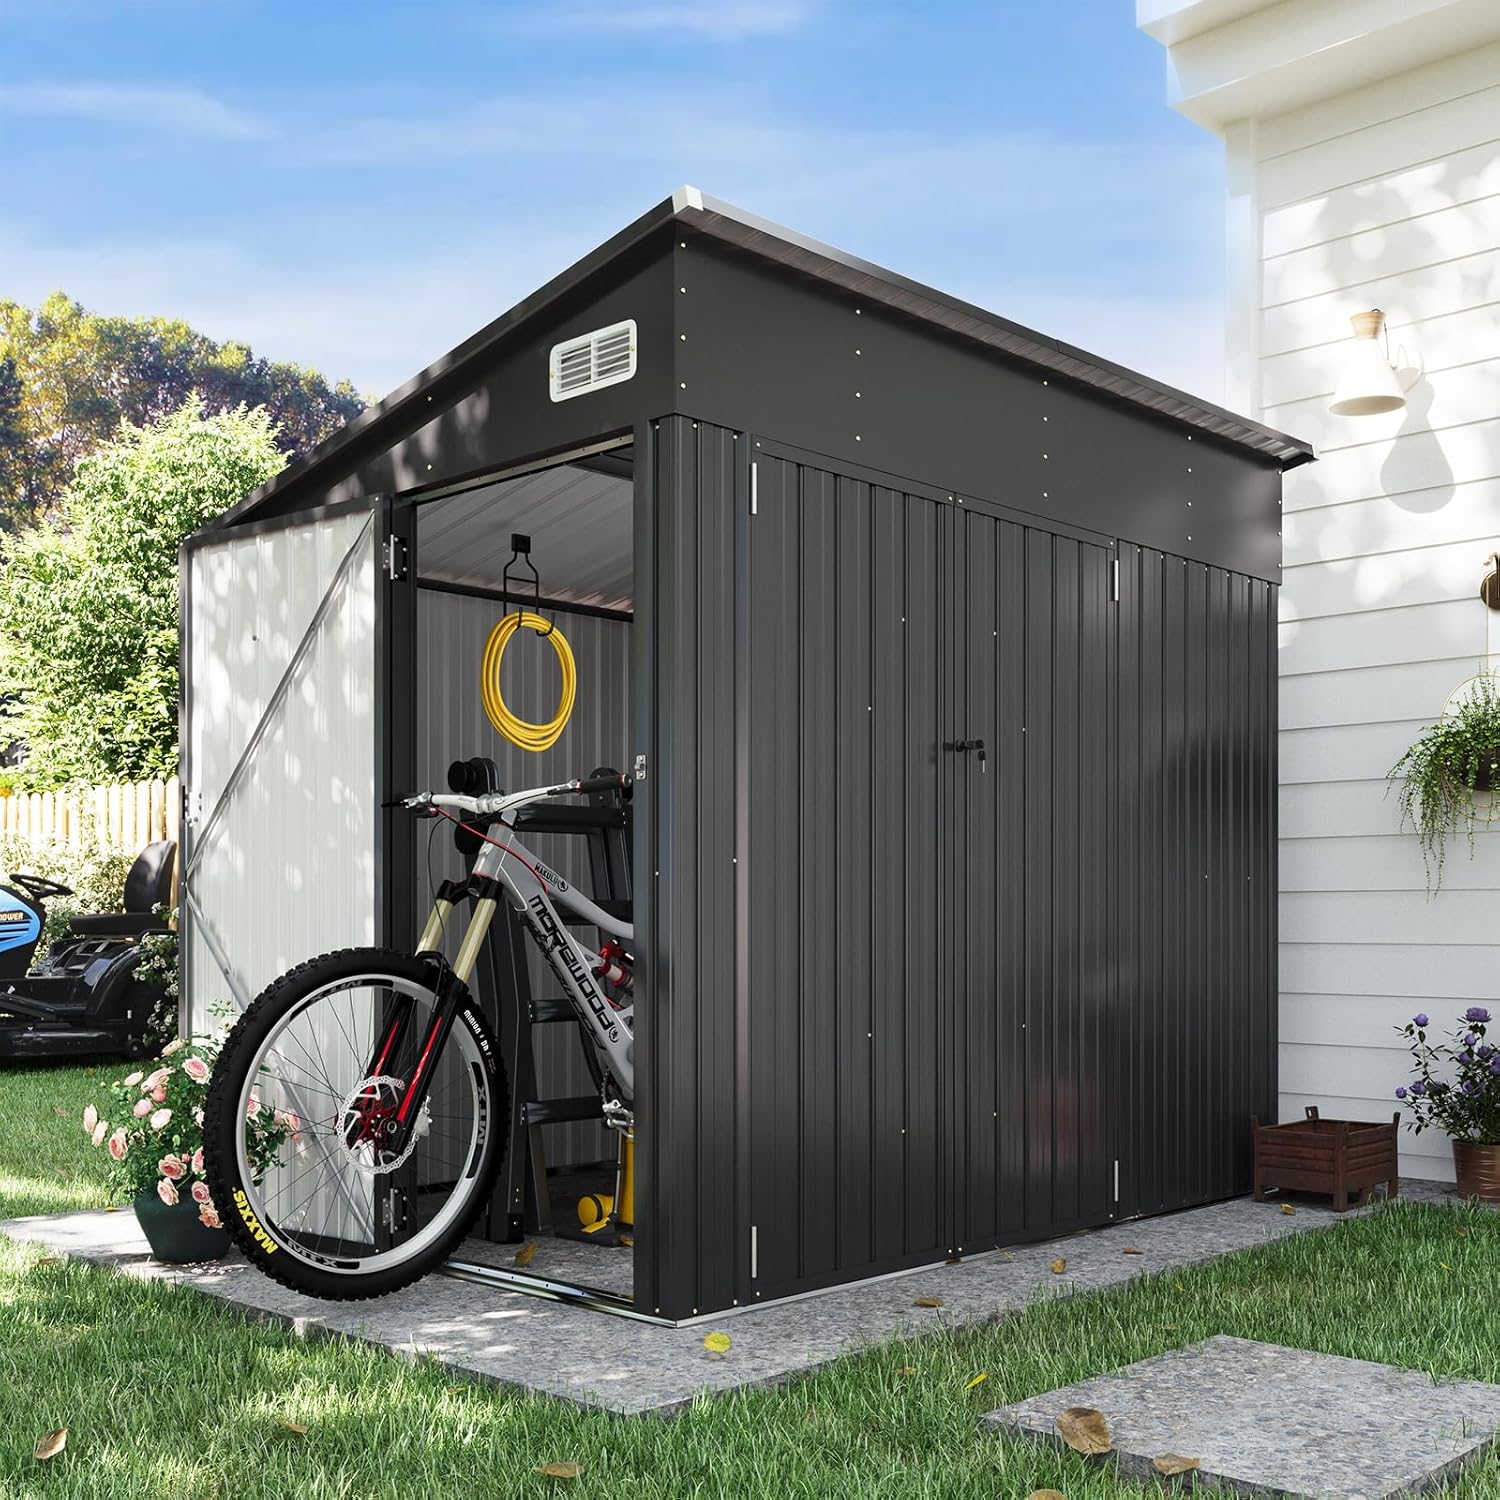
xmin=358 ymin=884 xmax=502 ymax=1157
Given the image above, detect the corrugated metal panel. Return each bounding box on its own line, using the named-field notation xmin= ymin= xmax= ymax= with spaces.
xmin=412 ymin=585 xmax=632 ymax=1169
xmin=418 ymin=464 xmax=633 ymax=610
xmin=183 ymin=506 xmax=378 ymax=1028
xmin=635 ymin=417 xmax=739 ymax=1319
xmin=1114 ymin=545 xmax=1278 ymax=1218
xmin=644 ymin=424 xmax=1279 ymax=1318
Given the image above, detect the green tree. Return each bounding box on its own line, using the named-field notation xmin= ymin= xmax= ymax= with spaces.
xmin=0 ymin=399 xmax=285 ymax=785
xmin=0 ymin=292 xmax=363 ymax=523
xmin=0 ymin=356 xmax=22 ymax=514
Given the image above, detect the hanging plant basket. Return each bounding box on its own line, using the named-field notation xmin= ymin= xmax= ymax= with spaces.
xmin=1388 ymin=672 xmax=1500 ymax=894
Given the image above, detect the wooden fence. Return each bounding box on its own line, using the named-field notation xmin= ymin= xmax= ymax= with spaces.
xmin=0 ymin=777 xmax=180 ymax=851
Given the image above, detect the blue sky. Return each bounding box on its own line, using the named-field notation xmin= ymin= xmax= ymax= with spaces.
xmin=0 ymin=0 xmax=1227 ymax=404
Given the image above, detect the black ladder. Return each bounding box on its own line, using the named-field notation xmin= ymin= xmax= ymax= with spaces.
xmin=448 ymin=766 xmax=632 ymax=1244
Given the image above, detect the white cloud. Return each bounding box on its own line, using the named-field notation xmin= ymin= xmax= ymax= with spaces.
xmin=514 ymin=2 xmax=809 ymax=41
xmin=0 ymin=84 xmax=272 ymax=141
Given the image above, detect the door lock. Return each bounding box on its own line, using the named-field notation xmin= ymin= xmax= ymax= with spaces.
xmin=946 ymin=738 xmax=987 ymax=771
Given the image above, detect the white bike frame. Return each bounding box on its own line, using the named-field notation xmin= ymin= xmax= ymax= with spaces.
xmin=408 ymin=781 xmax=636 ymax=1103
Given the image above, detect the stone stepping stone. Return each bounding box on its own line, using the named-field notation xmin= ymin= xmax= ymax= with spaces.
xmin=984 ymin=1335 xmax=1500 ymax=1497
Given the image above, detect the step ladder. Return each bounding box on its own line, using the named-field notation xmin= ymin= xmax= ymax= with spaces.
xmin=448 ymin=766 xmax=632 ymax=1244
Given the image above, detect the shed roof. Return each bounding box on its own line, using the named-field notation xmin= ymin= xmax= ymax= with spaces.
xmin=227 ymin=187 xmax=1313 ymax=526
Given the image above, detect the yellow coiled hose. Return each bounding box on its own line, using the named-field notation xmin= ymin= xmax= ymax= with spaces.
xmin=480 ymin=611 xmax=576 ymax=752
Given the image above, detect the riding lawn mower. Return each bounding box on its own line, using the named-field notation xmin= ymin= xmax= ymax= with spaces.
xmin=0 ymin=841 xmax=176 ymax=1061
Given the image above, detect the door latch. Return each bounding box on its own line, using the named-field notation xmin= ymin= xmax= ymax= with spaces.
xmin=946 ymin=738 xmax=987 ymax=772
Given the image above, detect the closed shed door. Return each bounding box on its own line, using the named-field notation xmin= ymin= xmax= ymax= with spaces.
xmin=955 ymin=511 xmax=1115 ymax=1248
xmin=745 ymin=457 xmax=952 ymax=1299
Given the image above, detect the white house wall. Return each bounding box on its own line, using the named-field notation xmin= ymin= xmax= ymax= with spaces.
xmin=1145 ymin=6 xmax=1500 ymax=1182
xmin=1263 ymin=45 xmax=1500 ymax=1180
xmin=183 ymin=506 xmax=378 ymax=1032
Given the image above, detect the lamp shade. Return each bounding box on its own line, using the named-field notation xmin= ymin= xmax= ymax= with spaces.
xmin=1329 ymin=309 xmax=1407 ymax=417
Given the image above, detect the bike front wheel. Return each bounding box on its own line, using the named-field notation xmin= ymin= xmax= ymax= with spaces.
xmin=202 ymin=948 xmax=507 ymax=1300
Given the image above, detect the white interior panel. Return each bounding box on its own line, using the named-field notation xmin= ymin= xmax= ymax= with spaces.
xmin=183 ymin=506 xmax=378 ymax=1031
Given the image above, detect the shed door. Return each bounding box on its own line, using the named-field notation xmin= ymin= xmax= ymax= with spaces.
xmin=955 ymin=510 xmax=1115 ymax=1246
xmin=181 ymin=504 xmax=381 ymax=1031
xmin=744 ymin=458 xmax=953 ymax=1300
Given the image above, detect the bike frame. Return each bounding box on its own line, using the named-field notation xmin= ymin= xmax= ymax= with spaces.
xmin=360 ymin=780 xmax=635 ymax=1161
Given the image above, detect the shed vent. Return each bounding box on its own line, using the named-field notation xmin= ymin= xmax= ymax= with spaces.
xmin=549 ymin=319 xmax=637 ymax=402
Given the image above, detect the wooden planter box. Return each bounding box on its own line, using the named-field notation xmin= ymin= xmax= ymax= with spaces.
xmin=1252 ymin=1107 xmax=1400 ymax=1212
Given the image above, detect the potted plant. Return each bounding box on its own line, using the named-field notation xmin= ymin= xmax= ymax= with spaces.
xmin=1388 ymin=672 xmax=1500 ymax=893
xmin=1396 ymin=1007 xmax=1500 ymax=1201
xmin=82 ymin=1034 xmax=293 ymax=1262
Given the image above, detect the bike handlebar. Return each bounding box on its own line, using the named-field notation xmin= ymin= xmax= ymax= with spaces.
xmin=392 ymin=772 xmax=628 ymax=818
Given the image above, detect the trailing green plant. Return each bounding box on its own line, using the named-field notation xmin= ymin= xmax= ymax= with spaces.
xmin=1387 ymin=671 xmax=1500 ymax=894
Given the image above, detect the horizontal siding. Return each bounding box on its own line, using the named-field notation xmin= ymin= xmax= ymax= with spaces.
xmin=1261 ymin=248 xmax=1500 ymax=357
xmin=1280 ymin=538 xmax=1494 ymax=619
xmin=1250 ymin=46 xmax=1500 ymax=1181
xmin=1279 ymin=598 xmax=1482 ymax=676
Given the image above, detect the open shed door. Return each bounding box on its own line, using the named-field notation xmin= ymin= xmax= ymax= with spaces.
xmin=180 ymin=503 xmax=381 ymax=1032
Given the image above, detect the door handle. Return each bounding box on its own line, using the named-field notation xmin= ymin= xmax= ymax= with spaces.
xmin=946 ymin=738 xmax=987 ymax=771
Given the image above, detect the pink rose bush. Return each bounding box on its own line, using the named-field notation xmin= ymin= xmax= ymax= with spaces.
xmin=83 ymin=1031 xmax=294 ymax=1234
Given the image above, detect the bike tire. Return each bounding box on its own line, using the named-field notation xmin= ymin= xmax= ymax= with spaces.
xmin=202 ymin=947 xmax=507 ymax=1301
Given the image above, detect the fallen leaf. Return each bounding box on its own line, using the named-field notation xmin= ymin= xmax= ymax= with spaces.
xmin=101 ymin=1205 xmax=120 ymax=1213
xmin=536 ymin=1461 xmax=582 ymax=1479
xmin=996 ymin=1249 xmax=1014 ymax=1261
xmin=1122 ymin=1247 xmax=1144 ymax=1255
xmin=897 ymin=1366 xmax=916 ymax=1376
xmin=913 ymin=1296 xmax=944 ymax=1308
xmin=965 ymin=1372 xmax=989 ymax=1390
xmin=1441 ymin=1261 xmax=1453 ymax=1271
xmin=1050 ymin=1258 xmax=1067 ymax=1275
xmin=1163 ymin=1323 xmax=1178 ymax=1330
xmin=618 ymin=1233 xmax=633 ymax=1248
xmin=1456 ymin=1225 xmax=1471 ymax=1237
xmin=34 ymin=1256 xmax=58 ymax=1267
xmin=513 ymin=1241 xmax=539 ymax=1267
xmin=444 ymin=1386 xmax=464 ymax=1396
xmin=278 ymin=1421 xmax=308 ymax=1435
xmin=703 ymin=1331 xmax=732 ymax=1354
xmin=946 ymin=1254 xmax=962 ymax=1265
xmin=1056 ymin=1406 xmax=1112 ymax=1456
xmin=53 ymin=1107 xmax=69 ymax=1117
xmin=1154 ymin=1454 xmax=1201 ymax=1476
xmin=34 ymin=1428 xmax=66 ymax=1461
xmin=1025 ymin=1492 xmax=1068 ymax=1500
xmin=1280 ymin=1204 xmax=1296 ymax=1216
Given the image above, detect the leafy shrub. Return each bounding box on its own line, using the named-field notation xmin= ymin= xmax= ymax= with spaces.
xmin=0 ymin=832 xmax=133 ymax=949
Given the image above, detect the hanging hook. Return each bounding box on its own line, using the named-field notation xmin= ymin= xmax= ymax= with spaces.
xmin=500 ymin=533 xmax=555 ymax=636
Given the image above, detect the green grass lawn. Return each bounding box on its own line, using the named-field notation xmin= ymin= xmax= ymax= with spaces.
xmin=3 ymin=1063 xmax=1498 ymax=1498
xmin=2 ymin=1062 xmax=116 ymax=1218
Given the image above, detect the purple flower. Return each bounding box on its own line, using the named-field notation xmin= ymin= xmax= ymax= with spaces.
xmin=1462 ymin=1050 xmax=1476 ymax=1064
xmin=1395 ymin=1086 xmax=1408 ymax=1099
xmin=1481 ymin=1045 xmax=1495 ymax=1061
xmin=1411 ymin=1080 xmax=1427 ymax=1096
xmin=1465 ymin=1007 xmax=1492 ymax=1024
xmin=1465 ymin=1032 xmax=1479 ymax=1047
xmin=1490 ymin=1057 xmax=1500 ymax=1076
xmin=1413 ymin=1013 xmax=1430 ymax=1029
xmin=1463 ymin=1081 xmax=1479 ymax=1096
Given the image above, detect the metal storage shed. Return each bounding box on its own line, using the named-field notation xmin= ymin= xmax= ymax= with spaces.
xmin=181 ymin=187 xmax=1314 ymax=1323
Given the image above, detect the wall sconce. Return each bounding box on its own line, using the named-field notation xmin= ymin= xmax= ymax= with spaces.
xmin=1328 ymin=309 xmax=1420 ymax=417
xmin=1482 ymin=553 xmax=1500 ymax=611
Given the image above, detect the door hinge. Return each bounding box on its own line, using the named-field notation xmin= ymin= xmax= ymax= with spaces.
xmin=750 ymin=461 xmax=758 ymax=516
xmin=1111 ymin=557 xmax=1120 ymax=603
xmin=383 ymin=535 xmax=409 ymax=582
xmin=633 ymin=752 xmax=648 ymax=782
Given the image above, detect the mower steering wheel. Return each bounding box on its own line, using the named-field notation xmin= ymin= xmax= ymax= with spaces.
xmin=9 ymin=872 xmax=72 ymax=902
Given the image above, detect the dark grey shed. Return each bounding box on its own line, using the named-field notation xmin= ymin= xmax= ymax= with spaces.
xmin=181 ymin=187 xmax=1312 ymax=1322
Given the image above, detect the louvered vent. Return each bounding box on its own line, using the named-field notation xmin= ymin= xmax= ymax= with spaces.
xmin=549 ymin=319 xmax=637 ymax=402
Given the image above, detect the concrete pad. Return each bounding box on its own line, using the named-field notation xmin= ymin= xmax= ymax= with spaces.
xmin=0 ymin=1180 xmax=1470 ymax=1415
xmin=985 ymin=1334 xmax=1500 ymax=1497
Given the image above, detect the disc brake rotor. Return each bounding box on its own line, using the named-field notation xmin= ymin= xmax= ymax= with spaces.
xmin=337 ymin=1075 xmax=431 ymax=1176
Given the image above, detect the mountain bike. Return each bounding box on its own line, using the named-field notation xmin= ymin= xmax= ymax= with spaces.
xmin=201 ymin=772 xmax=634 ymax=1299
